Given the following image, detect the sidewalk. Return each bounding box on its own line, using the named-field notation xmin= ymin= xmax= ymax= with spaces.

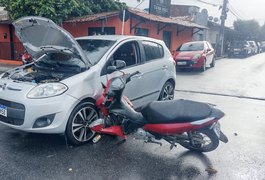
xmin=0 ymin=59 xmax=22 ymax=72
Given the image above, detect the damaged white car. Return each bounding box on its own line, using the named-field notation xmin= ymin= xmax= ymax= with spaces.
xmin=0 ymin=16 xmax=176 ymax=145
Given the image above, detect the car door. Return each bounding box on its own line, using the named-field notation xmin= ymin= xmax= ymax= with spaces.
xmin=134 ymin=40 xmax=170 ymax=106
xmin=100 ymin=40 xmax=146 ymax=108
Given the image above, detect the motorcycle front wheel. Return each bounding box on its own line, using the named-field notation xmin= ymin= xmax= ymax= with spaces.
xmin=179 ymin=129 xmax=219 ymax=153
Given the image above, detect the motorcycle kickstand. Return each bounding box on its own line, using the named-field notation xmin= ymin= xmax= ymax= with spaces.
xmin=144 ymin=137 xmax=162 ymax=146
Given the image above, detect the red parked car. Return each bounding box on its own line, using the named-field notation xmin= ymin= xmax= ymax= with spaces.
xmin=174 ymin=41 xmax=215 ymax=71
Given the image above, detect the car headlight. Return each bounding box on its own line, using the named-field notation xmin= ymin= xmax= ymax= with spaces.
xmin=192 ymin=54 xmax=201 ymax=62
xmin=27 ymin=83 xmax=68 ymax=99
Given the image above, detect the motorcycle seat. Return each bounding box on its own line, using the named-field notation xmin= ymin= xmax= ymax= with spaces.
xmin=141 ymin=99 xmax=215 ymax=124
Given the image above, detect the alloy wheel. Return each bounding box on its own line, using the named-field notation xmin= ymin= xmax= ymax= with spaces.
xmin=71 ymin=106 xmax=98 ymax=142
xmin=159 ymin=82 xmax=174 ymax=101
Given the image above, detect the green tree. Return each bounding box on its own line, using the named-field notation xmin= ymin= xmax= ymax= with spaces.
xmin=233 ymin=20 xmax=261 ymax=40
xmin=0 ymin=0 xmax=126 ymax=24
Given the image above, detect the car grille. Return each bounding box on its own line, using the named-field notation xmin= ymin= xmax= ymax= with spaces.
xmin=0 ymin=99 xmax=25 ymax=126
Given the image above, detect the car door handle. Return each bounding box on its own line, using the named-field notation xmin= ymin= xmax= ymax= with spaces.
xmin=162 ymin=65 xmax=168 ymax=70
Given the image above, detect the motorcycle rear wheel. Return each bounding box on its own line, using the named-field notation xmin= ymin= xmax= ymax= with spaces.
xmin=179 ymin=129 xmax=219 ymax=152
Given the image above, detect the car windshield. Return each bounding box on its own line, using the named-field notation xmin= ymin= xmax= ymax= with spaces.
xmin=231 ymin=41 xmax=246 ymax=47
xmin=177 ymin=42 xmax=204 ymax=51
xmin=77 ymin=39 xmax=116 ymax=65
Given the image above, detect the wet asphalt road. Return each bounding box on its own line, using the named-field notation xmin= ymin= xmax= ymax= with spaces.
xmin=1 ymin=54 xmax=265 ymax=180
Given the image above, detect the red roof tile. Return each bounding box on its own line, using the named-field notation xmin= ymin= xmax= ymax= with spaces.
xmin=64 ymin=8 xmax=207 ymax=29
xmin=65 ymin=11 xmax=119 ymax=23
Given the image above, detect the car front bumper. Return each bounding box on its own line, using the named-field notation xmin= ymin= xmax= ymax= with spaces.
xmin=175 ymin=59 xmax=203 ymax=69
xmin=0 ymin=93 xmax=78 ymax=134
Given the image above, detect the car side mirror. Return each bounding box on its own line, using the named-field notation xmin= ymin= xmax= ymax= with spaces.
xmin=107 ymin=66 xmax=117 ymax=74
xmin=107 ymin=60 xmax=126 ymax=74
xmin=113 ymin=60 xmax=126 ymax=69
xmin=206 ymin=48 xmax=211 ymax=53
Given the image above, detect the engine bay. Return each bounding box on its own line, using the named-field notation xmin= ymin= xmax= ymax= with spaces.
xmin=4 ymin=65 xmax=76 ymax=83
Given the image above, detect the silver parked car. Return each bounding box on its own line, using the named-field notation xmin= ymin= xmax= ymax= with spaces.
xmin=0 ymin=17 xmax=176 ymax=145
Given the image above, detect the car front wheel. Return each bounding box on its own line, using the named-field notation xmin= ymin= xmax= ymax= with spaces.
xmin=66 ymin=101 xmax=99 ymax=145
xmin=200 ymin=59 xmax=206 ymax=72
xmin=210 ymin=56 xmax=215 ymax=68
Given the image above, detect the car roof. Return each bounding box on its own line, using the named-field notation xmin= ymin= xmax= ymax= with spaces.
xmin=75 ymin=35 xmax=163 ymax=43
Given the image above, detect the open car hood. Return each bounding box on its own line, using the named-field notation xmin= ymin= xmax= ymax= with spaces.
xmin=13 ymin=16 xmax=91 ymax=67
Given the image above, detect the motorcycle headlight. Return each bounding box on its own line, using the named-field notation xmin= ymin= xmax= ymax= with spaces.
xmin=27 ymin=83 xmax=68 ymax=99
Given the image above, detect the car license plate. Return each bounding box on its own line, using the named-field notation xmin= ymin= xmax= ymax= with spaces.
xmin=234 ymin=52 xmax=239 ymax=54
xmin=177 ymin=61 xmax=187 ymax=65
xmin=0 ymin=105 xmax=7 ymax=117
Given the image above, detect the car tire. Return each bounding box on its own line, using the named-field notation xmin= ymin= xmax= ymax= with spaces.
xmin=65 ymin=101 xmax=99 ymax=145
xmin=200 ymin=59 xmax=206 ymax=72
xmin=158 ymin=81 xmax=175 ymax=101
xmin=210 ymin=56 xmax=215 ymax=68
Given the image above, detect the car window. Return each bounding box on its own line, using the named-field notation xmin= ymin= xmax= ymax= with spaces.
xmin=142 ymin=41 xmax=164 ymax=61
xmin=101 ymin=41 xmax=140 ymax=76
xmin=77 ymin=39 xmax=116 ymax=65
xmin=112 ymin=41 xmax=139 ymax=67
xmin=231 ymin=41 xmax=247 ymax=47
xmin=177 ymin=42 xmax=204 ymax=51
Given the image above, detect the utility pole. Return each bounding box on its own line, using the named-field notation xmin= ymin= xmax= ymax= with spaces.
xmin=220 ymin=0 xmax=228 ymax=57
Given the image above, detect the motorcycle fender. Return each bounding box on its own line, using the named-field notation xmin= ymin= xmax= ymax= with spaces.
xmin=89 ymin=118 xmax=104 ymax=132
xmin=219 ymin=131 xmax=228 ymax=143
xmin=210 ymin=122 xmax=221 ymax=138
xmin=210 ymin=122 xmax=228 ymax=143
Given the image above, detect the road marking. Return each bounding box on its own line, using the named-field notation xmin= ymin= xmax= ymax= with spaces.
xmin=175 ymin=89 xmax=265 ymax=101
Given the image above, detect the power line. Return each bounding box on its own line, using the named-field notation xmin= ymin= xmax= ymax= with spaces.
xmin=227 ymin=0 xmax=246 ymax=19
xmin=181 ymin=0 xmax=222 ymax=7
xmin=228 ymin=5 xmax=242 ymax=20
xmin=195 ymin=0 xmax=221 ymax=7
xmin=135 ymin=0 xmax=145 ymax=8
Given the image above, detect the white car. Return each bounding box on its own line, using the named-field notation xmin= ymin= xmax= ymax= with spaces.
xmin=0 ymin=16 xmax=176 ymax=145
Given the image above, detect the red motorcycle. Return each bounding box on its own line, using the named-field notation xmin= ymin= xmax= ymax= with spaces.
xmin=90 ymin=62 xmax=228 ymax=152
